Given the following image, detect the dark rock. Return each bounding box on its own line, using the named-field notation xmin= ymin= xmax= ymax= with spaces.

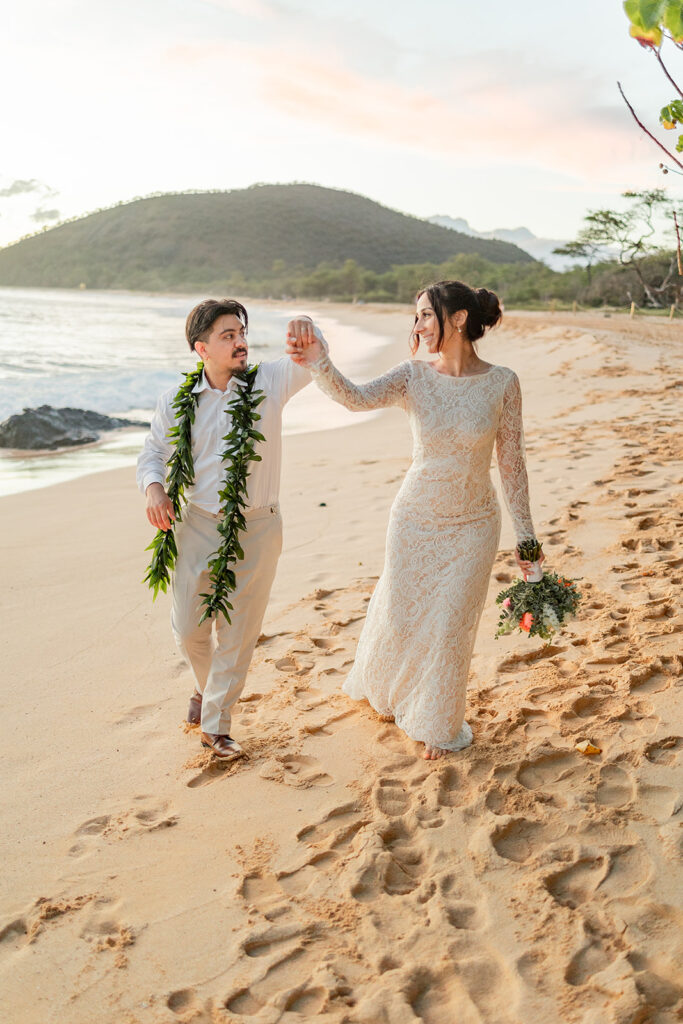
xmin=0 ymin=405 xmax=148 ymax=450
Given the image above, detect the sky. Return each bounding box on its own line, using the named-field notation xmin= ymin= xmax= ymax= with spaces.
xmin=0 ymin=0 xmax=680 ymax=248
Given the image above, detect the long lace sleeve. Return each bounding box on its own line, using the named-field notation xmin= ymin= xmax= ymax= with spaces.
xmin=495 ymin=371 xmax=536 ymax=543
xmin=309 ymin=351 xmax=411 ymax=411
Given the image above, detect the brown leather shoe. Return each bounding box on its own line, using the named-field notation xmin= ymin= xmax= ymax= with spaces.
xmin=201 ymin=733 xmax=244 ymax=762
xmin=187 ymin=690 xmax=202 ymax=725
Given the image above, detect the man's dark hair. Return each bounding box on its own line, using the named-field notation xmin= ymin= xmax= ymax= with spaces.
xmin=185 ymin=299 xmax=249 ymax=351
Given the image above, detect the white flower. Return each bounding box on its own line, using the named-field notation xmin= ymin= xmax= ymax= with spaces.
xmin=542 ymin=603 xmax=560 ymax=631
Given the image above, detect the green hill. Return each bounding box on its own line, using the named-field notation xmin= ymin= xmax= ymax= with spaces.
xmin=0 ymin=184 xmax=534 ymax=291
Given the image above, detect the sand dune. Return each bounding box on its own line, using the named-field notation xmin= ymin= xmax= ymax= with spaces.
xmin=0 ymin=308 xmax=681 ymax=1023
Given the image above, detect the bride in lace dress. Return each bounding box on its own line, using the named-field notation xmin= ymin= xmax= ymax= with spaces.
xmin=287 ymin=281 xmax=544 ymax=760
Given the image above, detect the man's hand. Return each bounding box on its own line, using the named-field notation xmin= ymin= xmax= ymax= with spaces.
xmin=286 ymin=316 xmax=323 ymax=366
xmin=146 ymin=482 xmax=176 ymax=531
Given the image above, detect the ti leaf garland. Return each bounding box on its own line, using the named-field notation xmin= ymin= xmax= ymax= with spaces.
xmin=142 ymin=361 xmax=265 ymax=625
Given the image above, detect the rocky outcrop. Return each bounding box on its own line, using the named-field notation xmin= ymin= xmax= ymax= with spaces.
xmin=0 ymin=406 xmax=148 ymax=450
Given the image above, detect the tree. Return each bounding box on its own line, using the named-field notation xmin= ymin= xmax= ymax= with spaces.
xmin=552 ymin=233 xmax=604 ymax=284
xmin=563 ymin=189 xmax=681 ymax=306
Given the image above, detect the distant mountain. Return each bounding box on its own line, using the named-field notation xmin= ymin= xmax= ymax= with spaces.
xmin=428 ymin=215 xmax=576 ymax=271
xmin=0 ymin=185 xmax=534 ymax=291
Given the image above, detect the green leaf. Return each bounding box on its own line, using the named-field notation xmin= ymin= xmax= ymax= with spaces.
xmin=624 ymin=0 xmax=667 ymax=32
xmin=663 ymin=0 xmax=683 ymax=39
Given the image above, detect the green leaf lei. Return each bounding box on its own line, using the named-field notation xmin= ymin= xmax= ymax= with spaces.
xmin=143 ymin=361 xmax=265 ymax=624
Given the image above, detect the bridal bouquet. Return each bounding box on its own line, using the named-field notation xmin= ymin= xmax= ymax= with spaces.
xmin=495 ymin=539 xmax=582 ymax=642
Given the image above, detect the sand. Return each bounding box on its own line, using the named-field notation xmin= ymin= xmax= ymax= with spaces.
xmin=0 ymin=306 xmax=681 ymax=1024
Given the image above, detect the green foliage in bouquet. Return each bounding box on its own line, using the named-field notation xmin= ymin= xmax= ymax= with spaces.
xmin=495 ymin=572 xmax=582 ymax=642
xmin=516 ymin=536 xmax=543 ymax=561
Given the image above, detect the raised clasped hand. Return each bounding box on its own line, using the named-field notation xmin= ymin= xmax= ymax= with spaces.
xmin=286 ymin=316 xmax=322 ymax=366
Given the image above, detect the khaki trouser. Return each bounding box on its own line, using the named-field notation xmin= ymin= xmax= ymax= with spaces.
xmin=171 ymin=502 xmax=282 ymax=735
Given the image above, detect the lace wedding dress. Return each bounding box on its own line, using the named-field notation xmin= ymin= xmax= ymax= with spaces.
xmin=309 ymin=354 xmax=536 ymax=750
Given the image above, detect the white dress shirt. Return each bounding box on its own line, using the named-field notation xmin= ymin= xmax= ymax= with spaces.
xmin=136 ymin=357 xmax=311 ymax=513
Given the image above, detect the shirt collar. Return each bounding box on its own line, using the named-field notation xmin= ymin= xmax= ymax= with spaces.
xmin=191 ymin=369 xmax=248 ymax=394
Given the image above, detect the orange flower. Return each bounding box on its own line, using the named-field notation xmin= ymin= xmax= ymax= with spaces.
xmin=520 ymin=612 xmax=533 ymax=632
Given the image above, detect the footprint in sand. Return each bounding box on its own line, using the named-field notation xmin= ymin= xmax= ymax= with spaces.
xmin=239 ymin=870 xmax=283 ymax=905
xmin=301 ymin=708 xmax=358 ymax=736
xmin=544 ymin=856 xmax=609 ymax=909
xmin=70 ymin=797 xmax=178 ymax=853
xmin=166 ymin=989 xmax=212 ymax=1021
xmin=374 ymin=725 xmax=417 ymax=767
xmin=405 ymin=955 xmax=520 ymax=1024
xmin=0 ymin=893 xmax=95 ymax=951
xmin=296 ymin=801 xmax=367 ymax=846
xmin=599 ymin=844 xmax=653 ymax=897
xmin=273 ymin=654 xmax=314 ymax=676
xmin=569 ymin=694 xmax=614 ymax=719
xmin=186 ymin=756 xmax=246 ymax=789
xmin=610 ymin=704 xmax=660 ymax=742
xmin=644 ymin=736 xmax=682 ymax=766
xmin=495 ymin=645 xmax=566 ymax=674
xmin=351 ymin=821 xmax=425 ymax=901
xmin=516 ymin=749 xmax=587 ymax=792
xmin=277 ymin=851 xmax=342 ymax=897
xmin=564 ymin=934 xmax=617 ymax=987
xmin=628 ymin=660 xmax=675 ymax=695
xmin=444 ymin=900 xmax=488 ymax=931
xmin=596 ymin=764 xmax=635 ymax=808
xmin=373 ymin=778 xmax=412 ymax=816
xmin=491 ymin=818 xmax=566 ymax=864
xmin=224 ymin=925 xmax=326 ymax=1016
xmin=637 ymin=783 xmax=682 ymax=822
xmin=242 ymin=922 xmax=306 ymax=959
xmin=512 ymin=705 xmax=559 ymax=741
xmin=259 ymin=754 xmax=333 ymax=789
xmin=436 ymin=765 xmax=467 ymax=808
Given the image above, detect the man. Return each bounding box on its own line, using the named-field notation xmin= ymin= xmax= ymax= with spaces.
xmin=137 ymin=299 xmax=314 ymax=761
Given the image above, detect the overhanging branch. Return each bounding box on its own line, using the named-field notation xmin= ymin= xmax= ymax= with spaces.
xmin=618 ymin=81 xmax=683 ymax=170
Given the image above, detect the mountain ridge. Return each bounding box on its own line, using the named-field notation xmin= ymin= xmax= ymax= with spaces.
xmin=0 ymin=184 xmax=535 ymax=291
xmin=428 ymin=214 xmax=573 ymax=270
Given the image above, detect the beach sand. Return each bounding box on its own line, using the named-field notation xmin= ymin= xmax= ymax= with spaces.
xmin=1 ymin=306 xmax=681 ymax=1023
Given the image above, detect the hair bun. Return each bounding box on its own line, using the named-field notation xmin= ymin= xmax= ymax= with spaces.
xmin=475 ymin=288 xmax=502 ymax=328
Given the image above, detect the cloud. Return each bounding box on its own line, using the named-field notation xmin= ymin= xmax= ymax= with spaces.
xmin=0 ymin=178 xmax=43 ymax=198
xmin=29 ymin=207 xmax=61 ymax=222
xmin=256 ymin=46 xmax=649 ymax=182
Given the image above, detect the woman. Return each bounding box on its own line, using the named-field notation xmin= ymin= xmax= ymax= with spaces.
xmin=287 ymin=281 xmax=543 ymax=760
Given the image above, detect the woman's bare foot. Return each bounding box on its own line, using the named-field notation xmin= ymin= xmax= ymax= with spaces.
xmin=423 ymin=744 xmax=445 ymax=760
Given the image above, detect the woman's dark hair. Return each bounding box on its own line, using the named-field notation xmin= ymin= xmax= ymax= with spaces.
xmin=185 ymin=299 xmax=248 ymax=351
xmin=411 ymin=280 xmax=502 ymax=353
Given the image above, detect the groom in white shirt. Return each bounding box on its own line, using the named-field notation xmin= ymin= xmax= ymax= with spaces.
xmin=137 ymin=299 xmax=312 ymax=761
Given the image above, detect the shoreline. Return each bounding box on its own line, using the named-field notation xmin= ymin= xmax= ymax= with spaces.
xmin=0 ymin=300 xmax=411 ymax=498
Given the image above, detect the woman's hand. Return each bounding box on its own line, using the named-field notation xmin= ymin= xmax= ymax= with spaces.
xmin=515 ymin=545 xmax=545 ymax=577
xmin=286 ymin=316 xmax=323 ymax=366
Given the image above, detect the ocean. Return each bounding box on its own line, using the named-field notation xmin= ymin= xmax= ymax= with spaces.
xmin=0 ymin=288 xmax=388 ymax=496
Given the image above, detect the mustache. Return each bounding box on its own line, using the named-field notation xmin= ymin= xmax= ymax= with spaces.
xmin=232 ymin=347 xmax=248 ymax=356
